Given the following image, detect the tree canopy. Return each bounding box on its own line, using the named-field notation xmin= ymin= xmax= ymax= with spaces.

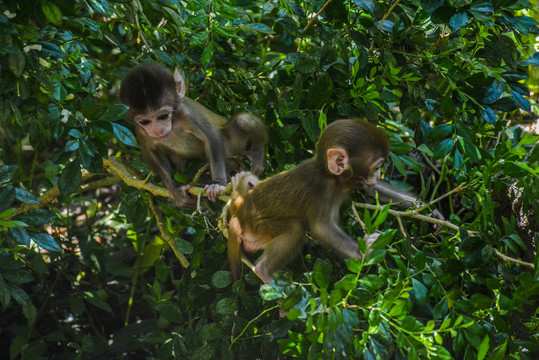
xmin=0 ymin=0 xmax=538 ymax=359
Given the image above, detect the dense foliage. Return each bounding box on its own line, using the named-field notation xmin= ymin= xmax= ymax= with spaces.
xmin=0 ymin=0 xmax=538 ymax=359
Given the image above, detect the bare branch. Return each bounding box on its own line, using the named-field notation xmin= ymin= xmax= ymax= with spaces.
xmin=148 ymin=196 xmax=190 ymax=268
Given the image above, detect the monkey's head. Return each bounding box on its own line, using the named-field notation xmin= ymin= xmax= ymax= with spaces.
xmin=315 ymin=119 xmax=389 ymax=189
xmin=119 ymin=63 xmax=187 ymax=139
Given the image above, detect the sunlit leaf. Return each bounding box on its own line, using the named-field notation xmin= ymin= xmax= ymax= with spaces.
xmin=30 ymin=232 xmax=62 ymax=252
xmin=112 ymin=123 xmax=137 ymax=147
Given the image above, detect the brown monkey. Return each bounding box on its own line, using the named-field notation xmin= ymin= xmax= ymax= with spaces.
xmin=227 ymin=119 xmax=390 ymax=284
xmin=119 ymin=63 xmax=267 ymax=208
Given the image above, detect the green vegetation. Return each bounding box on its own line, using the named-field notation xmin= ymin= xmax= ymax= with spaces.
xmin=0 ymin=0 xmax=538 ymax=359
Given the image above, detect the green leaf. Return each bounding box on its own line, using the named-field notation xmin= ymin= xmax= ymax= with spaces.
xmin=9 ymin=227 xmax=31 ymax=246
xmin=300 ymin=113 xmax=319 ymax=142
xmin=470 ymin=3 xmax=494 ymax=13
xmin=42 ymin=2 xmax=63 ymax=26
xmin=190 ymin=30 xmax=210 ymax=47
xmin=433 ymin=138 xmax=454 ymax=159
xmin=73 ymin=17 xmax=100 ymax=31
xmin=429 ymin=124 xmax=453 ymax=140
xmin=176 ymin=238 xmax=193 ymax=254
xmin=390 ymin=142 xmax=414 ymax=154
xmin=477 ymin=335 xmax=489 ymax=360
xmin=215 ymin=298 xmax=237 ymax=315
xmin=100 ymin=104 xmax=128 ymax=122
xmin=259 ymin=284 xmax=284 ymax=301
xmin=88 ymin=0 xmax=112 ymax=16
xmin=353 ymin=0 xmax=375 ymax=14
xmin=39 ymin=41 xmax=65 ymax=58
xmin=313 ymin=258 xmax=331 ymax=289
xmin=412 ymin=278 xmax=428 ymax=304
xmin=65 ymin=140 xmax=79 ymax=152
xmin=14 ymin=188 xmax=41 ymax=205
xmin=449 ymin=12 xmax=469 ymax=31
xmin=345 ymin=258 xmax=362 ymax=274
xmin=335 ymin=274 xmax=357 ymax=291
xmin=370 ymin=229 xmax=397 ymax=249
xmin=0 ymin=165 xmax=19 ymax=184
xmin=83 ymin=292 xmax=112 ymax=313
xmin=200 ymin=323 xmax=221 ymax=342
xmin=14 ymin=209 xmax=56 ymax=226
xmin=510 ymin=90 xmax=530 ymax=112
xmin=307 ymin=75 xmax=333 ymax=109
xmin=8 ymin=52 xmax=25 ymax=77
xmin=0 ymin=187 xmax=16 ymax=214
xmin=490 ymin=340 xmax=507 ymax=360
xmin=200 ymin=42 xmax=214 ymax=67
xmin=30 ymin=232 xmax=62 ymax=252
xmin=246 ymin=23 xmax=275 ymax=34
xmin=112 ymin=122 xmax=137 ymax=147
xmin=440 ymin=97 xmax=455 ymax=118
xmin=59 ymin=159 xmax=82 ymax=196
xmin=365 ymin=249 xmax=386 ymax=266
xmin=211 ymin=270 xmax=232 ymax=289
xmin=295 ymin=56 xmax=317 ymax=75
xmin=389 ymin=153 xmax=407 ymax=177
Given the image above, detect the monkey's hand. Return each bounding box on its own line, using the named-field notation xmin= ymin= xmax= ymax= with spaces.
xmin=204 ymin=183 xmax=226 ymax=203
xmin=427 ymin=208 xmax=445 ymax=233
xmin=171 ymin=185 xmax=197 ymax=209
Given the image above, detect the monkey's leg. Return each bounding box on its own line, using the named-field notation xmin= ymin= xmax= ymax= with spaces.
xmin=228 ymin=216 xmax=244 ymax=281
xmin=227 ymin=113 xmax=267 ymax=176
xmin=312 ymin=223 xmax=364 ymax=260
xmin=255 ymin=221 xmax=304 ymax=284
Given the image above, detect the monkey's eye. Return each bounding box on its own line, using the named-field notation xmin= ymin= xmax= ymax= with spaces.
xmin=139 ymin=119 xmax=152 ymax=126
xmin=158 ymin=113 xmax=170 ymax=121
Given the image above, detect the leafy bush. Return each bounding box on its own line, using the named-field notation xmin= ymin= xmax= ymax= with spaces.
xmin=0 ymin=0 xmax=538 ymax=359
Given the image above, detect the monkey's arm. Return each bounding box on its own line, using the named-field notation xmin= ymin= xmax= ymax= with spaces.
xmin=369 ymin=181 xmax=417 ymax=209
xmin=311 ymin=221 xmax=363 ymax=260
xmin=369 ymin=180 xmax=444 ymax=225
xmin=192 ymin=117 xmax=229 ymax=202
xmin=145 ymin=149 xmax=195 ymax=208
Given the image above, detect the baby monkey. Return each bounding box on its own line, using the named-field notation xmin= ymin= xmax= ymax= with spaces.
xmin=119 ymin=63 xmax=267 ymax=208
xmin=228 ymin=119 xmax=389 ymax=284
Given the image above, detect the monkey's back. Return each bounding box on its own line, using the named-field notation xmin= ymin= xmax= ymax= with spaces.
xmin=240 ymin=159 xmax=345 ymax=231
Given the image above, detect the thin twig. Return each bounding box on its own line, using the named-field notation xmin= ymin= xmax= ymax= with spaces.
xmin=351 ymin=203 xmax=367 ymax=232
xmin=354 ymin=201 xmax=535 ymax=269
xmin=304 ymin=0 xmax=334 ymax=32
xmin=368 ymin=0 xmax=402 ymax=53
xmin=495 ymin=250 xmax=535 ymax=269
xmin=414 ymin=182 xmax=467 ymax=214
xmin=148 ymin=196 xmax=190 ymax=268
xmin=134 ymin=11 xmax=158 ymax=60
xmin=7 ymin=173 xmax=117 ymax=219
xmin=354 ymin=201 xmax=462 ymax=232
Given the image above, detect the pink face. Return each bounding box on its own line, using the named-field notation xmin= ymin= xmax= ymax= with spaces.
xmin=134 ymin=105 xmax=174 ymax=138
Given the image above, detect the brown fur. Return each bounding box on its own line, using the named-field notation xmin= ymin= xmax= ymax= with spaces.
xmin=228 ymin=119 xmax=390 ymax=283
xmin=119 ymin=63 xmax=267 ymax=208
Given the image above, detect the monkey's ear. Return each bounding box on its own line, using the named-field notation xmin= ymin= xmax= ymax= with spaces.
xmin=173 ymin=69 xmax=186 ymax=98
xmin=327 ymin=148 xmax=349 ymax=175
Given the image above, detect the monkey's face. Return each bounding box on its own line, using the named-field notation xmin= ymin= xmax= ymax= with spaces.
xmin=354 ymin=157 xmax=385 ymax=189
xmin=134 ymin=106 xmax=174 ymax=138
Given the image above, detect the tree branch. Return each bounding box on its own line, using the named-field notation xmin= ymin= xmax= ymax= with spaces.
xmin=353 ymin=201 xmax=535 ymax=269
xmin=148 ymin=196 xmax=190 ymax=268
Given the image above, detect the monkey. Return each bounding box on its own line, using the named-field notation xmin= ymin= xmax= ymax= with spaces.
xmin=119 ymin=63 xmax=267 ymax=208
xmin=227 ymin=119 xmax=390 ymax=284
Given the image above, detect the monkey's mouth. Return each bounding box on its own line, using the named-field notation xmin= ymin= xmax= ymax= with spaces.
xmin=358 ymin=178 xmax=376 ymax=189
